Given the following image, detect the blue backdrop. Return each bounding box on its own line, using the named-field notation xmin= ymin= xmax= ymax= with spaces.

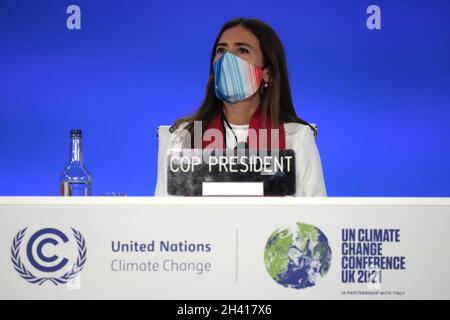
xmin=1 ymin=0 xmax=449 ymax=196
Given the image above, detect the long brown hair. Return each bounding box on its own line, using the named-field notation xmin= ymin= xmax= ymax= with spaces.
xmin=170 ymin=18 xmax=317 ymax=139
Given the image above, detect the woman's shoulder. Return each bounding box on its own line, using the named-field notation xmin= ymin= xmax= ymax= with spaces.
xmin=283 ymin=122 xmax=316 ymax=138
xmin=170 ymin=121 xmax=189 ymax=132
xmin=283 ymin=122 xmax=318 ymax=151
xmin=168 ymin=121 xmax=190 ymax=147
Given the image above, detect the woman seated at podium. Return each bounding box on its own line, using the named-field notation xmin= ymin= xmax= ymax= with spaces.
xmin=155 ymin=18 xmax=326 ymax=197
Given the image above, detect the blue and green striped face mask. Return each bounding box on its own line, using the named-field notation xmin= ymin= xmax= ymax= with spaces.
xmin=213 ymin=52 xmax=263 ymax=104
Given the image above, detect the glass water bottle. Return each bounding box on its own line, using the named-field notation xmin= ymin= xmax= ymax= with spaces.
xmin=60 ymin=129 xmax=92 ymax=196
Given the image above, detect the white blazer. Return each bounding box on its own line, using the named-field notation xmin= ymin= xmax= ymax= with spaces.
xmin=154 ymin=122 xmax=327 ymax=197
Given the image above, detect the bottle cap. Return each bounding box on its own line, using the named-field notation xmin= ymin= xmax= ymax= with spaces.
xmin=70 ymin=129 xmax=82 ymax=138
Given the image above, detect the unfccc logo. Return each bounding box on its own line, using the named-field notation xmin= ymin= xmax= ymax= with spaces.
xmin=11 ymin=228 xmax=87 ymax=286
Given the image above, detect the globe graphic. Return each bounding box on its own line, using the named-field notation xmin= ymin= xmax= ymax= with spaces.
xmin=264 ymin=222 xmax=332 ymax=289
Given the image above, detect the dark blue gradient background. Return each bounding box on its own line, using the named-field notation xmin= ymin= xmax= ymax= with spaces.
xmin=1 ymin=0 xmax=449 ymax=196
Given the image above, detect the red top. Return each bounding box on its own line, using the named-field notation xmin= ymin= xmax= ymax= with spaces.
xmin=202 ymin=105 xmax=286 ymax=150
